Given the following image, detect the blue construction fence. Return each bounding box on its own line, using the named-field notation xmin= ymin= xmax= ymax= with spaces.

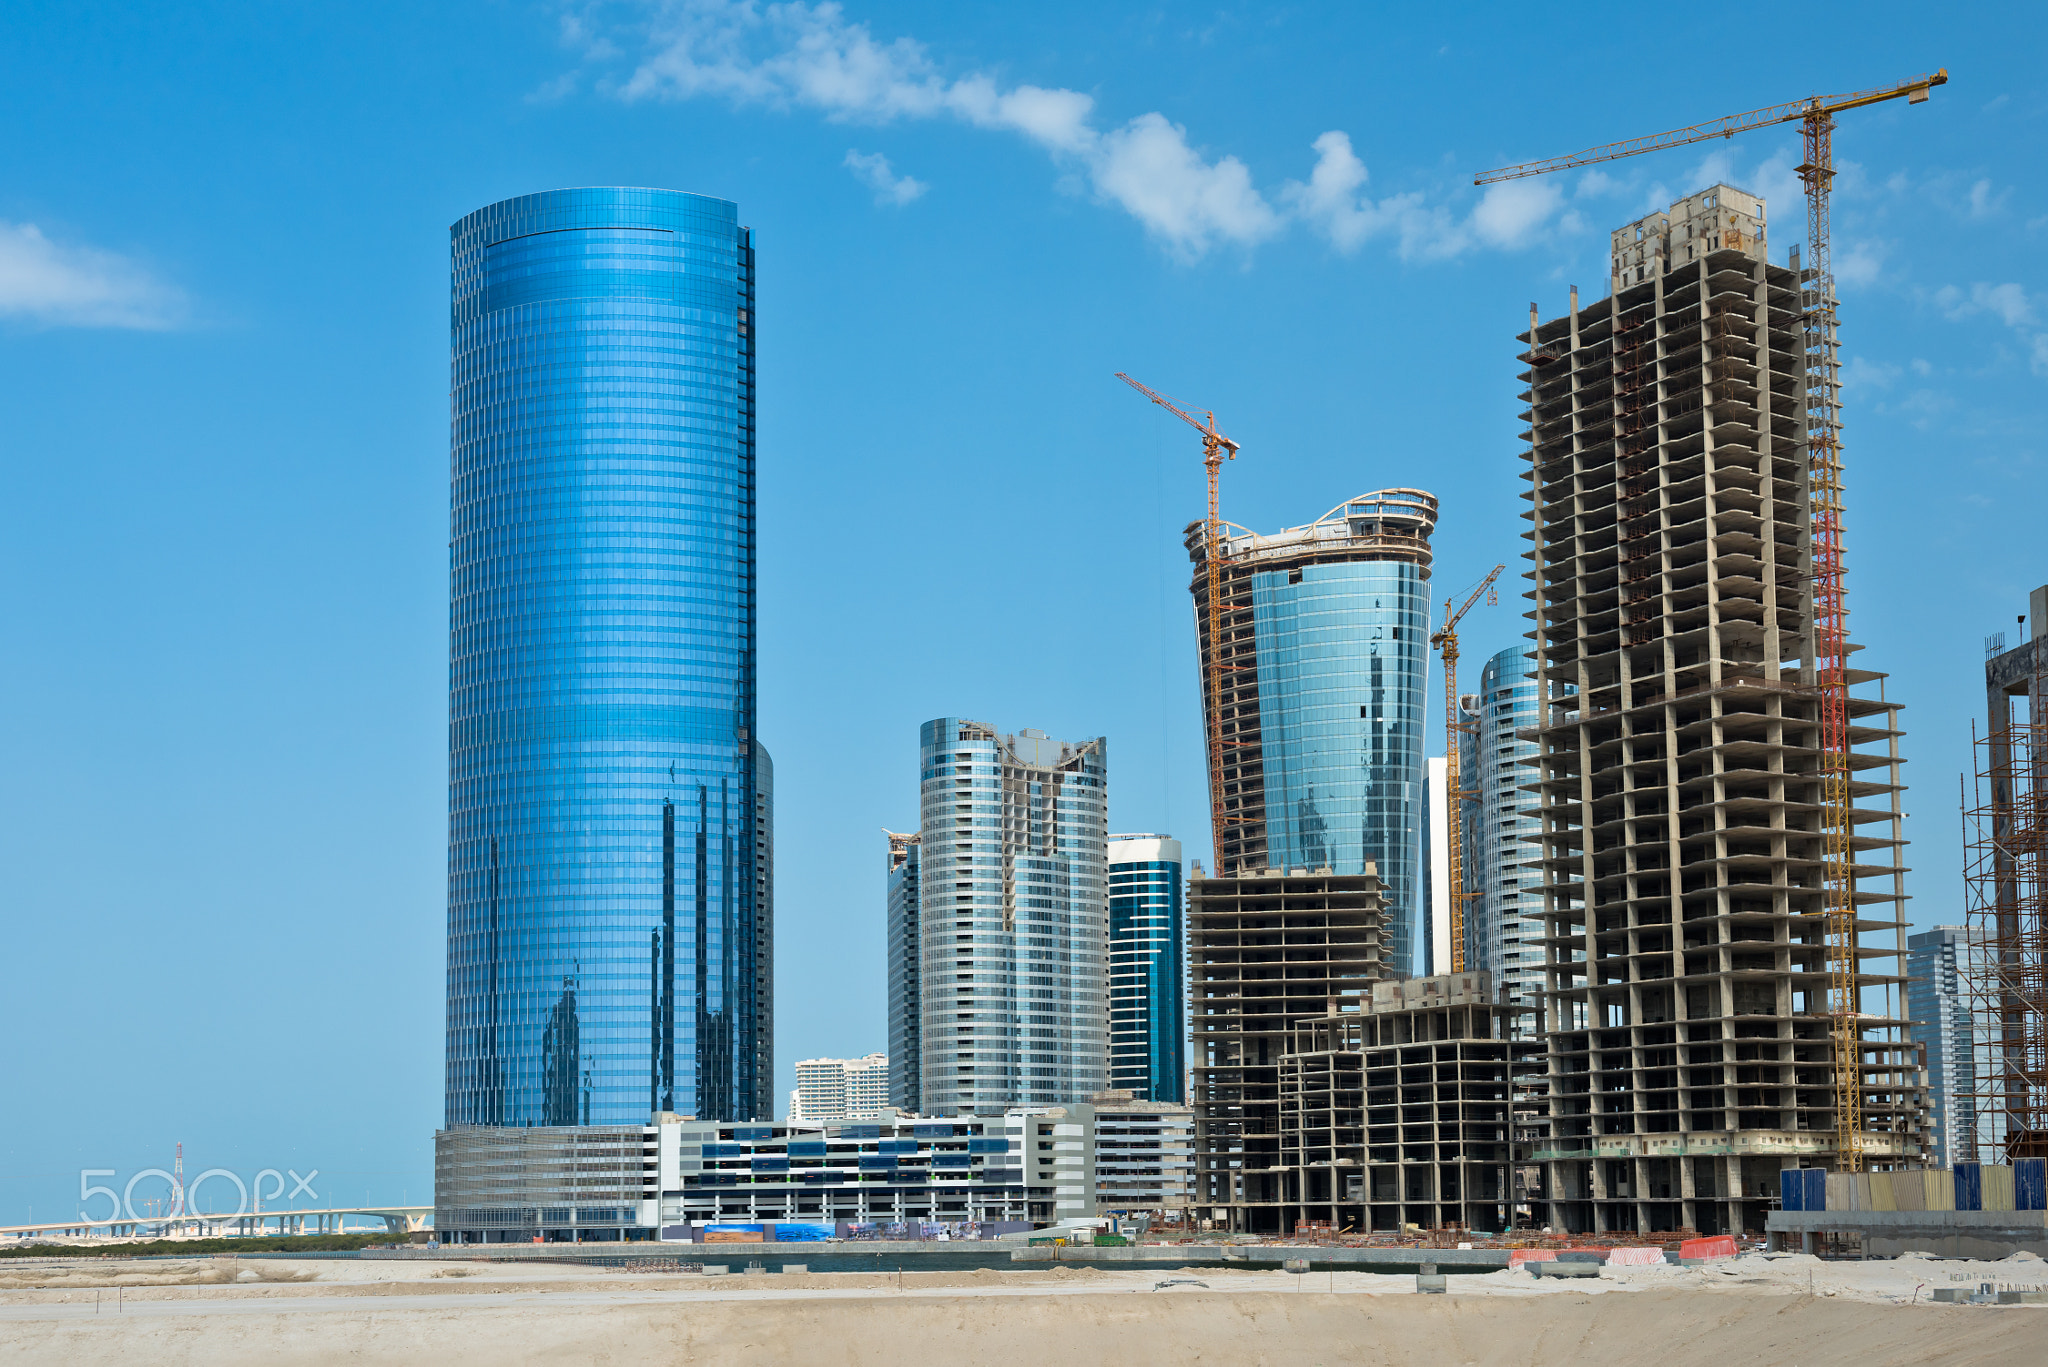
xmin=1780 ymin=1159 xmax=2047 ymax=1213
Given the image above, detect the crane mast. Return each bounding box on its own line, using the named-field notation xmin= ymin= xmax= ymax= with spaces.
xmin=1433 ymin=565 xmax=1504 ymax=974
xmin=1117 ymin=373 xmax=1241 ymax=857
xmin=1476 ymin=68 xmax=1946 ymax=1171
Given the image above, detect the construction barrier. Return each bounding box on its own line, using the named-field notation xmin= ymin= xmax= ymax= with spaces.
xmin=1605 ymin=1246 xmax=1665 ymax=1266
xmin=1679 ymin=1236 xmax=1737 ymax=1261
xmin=1507 ymin=1249 xmax=1557 ymax=1269
xmin=2021 ymin=1158 xmax=2048 ymax=1211
xmin=1986 ymin=1164 xmax=2016 ymax=1212
xmin=1954 ymin=1163 xmax=1982 ymax=1212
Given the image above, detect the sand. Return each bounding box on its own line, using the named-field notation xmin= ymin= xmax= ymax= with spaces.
xmin=0 ymin=1253 xmax=2040 ymax=1365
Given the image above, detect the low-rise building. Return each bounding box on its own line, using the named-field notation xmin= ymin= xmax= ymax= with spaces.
xmin=1087 ymin=1090 xmax=1194 ymax=1213
xmin=790 ymin=1053 xmax=890 ymax=1122
xmin=1277 ymin=972 xmax=1541 ymax=1234
xmin=437 ymin=1113 xmax=1059 ymax=1243
xmin=435 ymin=1124 xmax=659 ymax=1243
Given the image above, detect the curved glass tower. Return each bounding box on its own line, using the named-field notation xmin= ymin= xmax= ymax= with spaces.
xmin=1190 ymin=490 xmax=1435 ymax=974
xmin=1460 ymin=645 xmax=1540 ymax=1033
xmin=444 ymin=188 xmax=769 ymax=1127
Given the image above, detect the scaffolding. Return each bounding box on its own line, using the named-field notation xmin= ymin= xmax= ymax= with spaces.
xmin=1964 ymin=644 xmax=2048 ymax=1161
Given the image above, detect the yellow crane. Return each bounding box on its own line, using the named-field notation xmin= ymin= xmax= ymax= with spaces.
xmin=1433 ymin=565 xmax=1504 ymax=974
xmin=1476 ymin=69 xmax=1948 ymax=1170
xmin=1117 ymin=373 xmax=1241 ymax=853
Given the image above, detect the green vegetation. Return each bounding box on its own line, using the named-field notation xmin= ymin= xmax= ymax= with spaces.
xmin=0 ymin=1231 xmax=393 ymax=1259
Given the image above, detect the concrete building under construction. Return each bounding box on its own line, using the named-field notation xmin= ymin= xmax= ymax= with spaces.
xmin=1189 ymin=865 xmax=1390 ymax=1232
xmin=1277 ymin=972 xmax=1540 ymax=1233
xmin=1520 ymin=184 xmax=1924 ymax=1237
xmin=1965 ymin=585 xmax=2048 ymax=1162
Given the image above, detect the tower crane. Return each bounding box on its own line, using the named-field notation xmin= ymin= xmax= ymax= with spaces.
xmin=1432 ymin=565 xmax=1504 ymax=975
xmin=1476 ymin=69 xmax=1947 ymax=1170
xmin=1116 ymin=373 xmax=1240 ymax=853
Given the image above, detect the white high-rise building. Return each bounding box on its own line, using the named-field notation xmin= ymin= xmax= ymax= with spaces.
xmin=789 ymin=1053 xmax=890 ymax=1122
xmin=1425 ymin=757 xmax=1449 ymax=973
xmin=895 ymin=718 xmax=1109 ymax=1115
xmin=1460 ymin=646 xmax=1542 ymax=1036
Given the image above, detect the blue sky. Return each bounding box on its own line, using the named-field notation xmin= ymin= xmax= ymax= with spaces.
xmin=2 ymin=1 xmax=2042 ymax=1222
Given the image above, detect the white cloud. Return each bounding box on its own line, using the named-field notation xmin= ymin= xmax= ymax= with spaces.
xmin=1835 ymin=240 xmax=1887 ymax=289
xmin=1938 ymin=282 xmax=2035 ymax=328
xmin=568 ymin=3 xmax=1567 ymax=263
xmin=584 ymin=0 xmax=1285 ymax=256
xmin=843 ymin=148 xmax=926 ymax=206
xmin=1278 ymin=130 xmax=1374 ymax=252
xmin=1974 ymin=282 xmax=2033 ymax=328
xmin=1933 ymin=281 xmax=2048 ymax=377
xmin=0 ymin=221 xmax=185 ymax=329
xmin=1841 ymin=356 xmax=1901 ymax=390
xmin=1573 ymin=169 xmax=1618 ymax=199
xmin=1091 ymin=113 xmax=1280 ymax=258
xmin=1967 ymin=178 xmax=2006 ymax=219
xmin=1279 ymin=130 xmax=1569 ymax=260
xmin=1470 ymin=180 xmax=1564 ymax=249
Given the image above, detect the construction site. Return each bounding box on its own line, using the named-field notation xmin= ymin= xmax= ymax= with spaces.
xmin=1117 ymin=70 xmax=1970 ymax=1247
xmin=1518 ymin=187 xmax=1927 ymax=1235
xmin=1964 ymin=587 xmax=2048 ymax=1163
xmin=1277 ymin=971 xmax=1540 ymax=1234
xmin=1187 ymin=866 xmax=1392 ymax=1232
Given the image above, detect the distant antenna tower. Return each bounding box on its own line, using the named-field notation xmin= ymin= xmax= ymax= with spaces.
xmin=171 ymin=1142 xmax=186 ymax=1219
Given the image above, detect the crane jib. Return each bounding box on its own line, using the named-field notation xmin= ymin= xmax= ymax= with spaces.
xmin=1472 ymin=69 xmax=1945 ymax=185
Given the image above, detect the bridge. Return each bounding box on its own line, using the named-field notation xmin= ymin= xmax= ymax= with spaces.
xmin=0 ymin=1205 xmax=432 ymax=1241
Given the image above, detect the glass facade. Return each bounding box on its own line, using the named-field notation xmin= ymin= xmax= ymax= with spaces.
xmin=1192 ymin=491 xmax=1436 ymax=977
xmin=912 ymin=719 xmax=1108 ymax=1113
xmin=1107 ymin=835 xmax=1185 ymax=1102
xmin=444 ymin=187 xmax=770 ymax=1128
xmin=1461 ymin=645 xmax=1541 ymax=1035
xmin=1250 ymin=559 xmax=1430 ymax=974
xmin=1906 ymin=926 xmax=1977 ymax=1166
xmin=884 ymin=832 xmax=922 ymax=1113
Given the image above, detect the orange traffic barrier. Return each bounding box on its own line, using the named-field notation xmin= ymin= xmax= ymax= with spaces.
xmin=1605 ymin=1246 xmax=1665 ymax=1266
xmin=1679 ymin=1235 xmax=1737 ymax=1261
xmin=1508 ymin=1249 xmax=1558 ymax=1269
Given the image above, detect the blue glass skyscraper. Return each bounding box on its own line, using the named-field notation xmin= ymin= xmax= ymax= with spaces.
xmin=1461 ymin=645 xmax=1541 ymax=1034
xmin=1107 ymin=834 xmax=1185 ymax=1102
xmin=1190 ymin=490 xmax=1436 ymax=974
xmin=443 ymin=187 xmax=771 ymax=1127
xmin=1907 ymin=926 xmax=1977 ymax=1167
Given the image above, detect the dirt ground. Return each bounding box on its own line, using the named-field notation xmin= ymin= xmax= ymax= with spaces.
xmin=0 ymin=1252 xmax=2040 ymax=1365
